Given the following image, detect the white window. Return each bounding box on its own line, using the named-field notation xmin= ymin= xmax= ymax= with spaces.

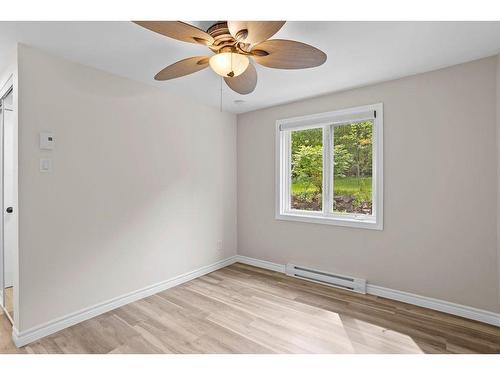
xmin=275 ymin=103 xmax=383 ymax=230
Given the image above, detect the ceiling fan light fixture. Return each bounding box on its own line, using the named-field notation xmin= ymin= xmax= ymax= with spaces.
xmin=209 ymin=52 xmax=249 ymax=78
xmin=135 ymin=21 xmax=327 ymax=95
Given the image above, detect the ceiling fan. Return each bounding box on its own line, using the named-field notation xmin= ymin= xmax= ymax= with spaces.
xmin=133 ymin=21 xmax=327 ymax=95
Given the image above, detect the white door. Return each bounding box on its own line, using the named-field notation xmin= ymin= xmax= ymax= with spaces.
xmin=2 ymin=89 xmax=14 ymax=288
xmin=0 ymin=99 xmax=3 ymax=307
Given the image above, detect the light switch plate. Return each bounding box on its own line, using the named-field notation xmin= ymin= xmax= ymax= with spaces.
xmin=40 ymin=158 xmax=52 ymax=172
xmin=40 ymin=132 xmax=55 ymax=150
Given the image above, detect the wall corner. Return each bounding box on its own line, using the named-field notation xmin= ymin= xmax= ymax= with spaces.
xmin=496 ymin=53 xmax=500 ymax=312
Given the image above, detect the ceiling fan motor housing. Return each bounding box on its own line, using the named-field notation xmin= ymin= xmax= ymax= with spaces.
xmin=207 ymin=22 xmax=251 ymax=54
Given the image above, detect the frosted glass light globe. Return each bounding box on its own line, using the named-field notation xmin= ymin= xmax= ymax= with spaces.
xmin=209 ymin=52 xmax=249 ymax=78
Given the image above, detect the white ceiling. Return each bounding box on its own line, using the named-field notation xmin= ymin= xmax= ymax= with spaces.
xmin=0 ymin=21 xmax=499 ymax=113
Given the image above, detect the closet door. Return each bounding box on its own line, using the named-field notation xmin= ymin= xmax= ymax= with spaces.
xmin=3 ymin=89 xmax=14 ymax=289
xmin=0 ymin=100 xmax=4 ymax=309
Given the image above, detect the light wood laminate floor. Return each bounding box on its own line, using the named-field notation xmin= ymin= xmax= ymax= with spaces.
xmin=4 ymin=287 xmax=13 ymax=319
xmin=1 ymin=263 xmax=500 ymax=353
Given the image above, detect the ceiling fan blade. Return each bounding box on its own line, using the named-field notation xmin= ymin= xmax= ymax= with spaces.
xmin=224 ymin=63 xmax=257 ymax=95
xmin=227 ymin=21 xmax=285 ymax=45
xmin=251 ymin=39 xmax=327 ymax=69
xmin=133 ymin=21 xmax=214 ymax=46
xmin=154 ymin=56 xmax=210 ymax=81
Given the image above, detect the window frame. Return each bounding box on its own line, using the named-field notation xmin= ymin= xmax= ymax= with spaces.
xmin=275 ymin=103 xmax=383 ymax=230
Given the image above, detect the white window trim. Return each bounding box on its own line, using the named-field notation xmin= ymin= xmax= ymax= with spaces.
xmin=275 ymin=103 xmax=383 ymax=230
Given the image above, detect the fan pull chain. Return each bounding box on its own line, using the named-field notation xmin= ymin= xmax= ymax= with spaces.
xmin=220 ymin=76 xmax=223 ymax=112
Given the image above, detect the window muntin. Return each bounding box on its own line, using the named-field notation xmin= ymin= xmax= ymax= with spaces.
xmin=276 ymin=104 xmax=383 ymax=230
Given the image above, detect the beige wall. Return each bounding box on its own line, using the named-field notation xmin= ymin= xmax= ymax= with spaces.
xmin=17 ymin=45 xmax=237 ymax=331
xmin=237 ymin=57 xmax=500 ymax=312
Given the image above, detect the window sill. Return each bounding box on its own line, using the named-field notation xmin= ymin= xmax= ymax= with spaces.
xmin=276 ymin=211 xmax=383 ymax=230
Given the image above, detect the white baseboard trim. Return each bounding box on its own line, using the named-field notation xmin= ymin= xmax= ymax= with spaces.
xmin=234 ymin=255 xmax=500 ymax=327
xmin=12 ymin=255 xmax=238 ymax=347
xmin=236 ymin=255 xmax=286 ymax=273
xmin=366 ymin=284 xmax=500 ymax=327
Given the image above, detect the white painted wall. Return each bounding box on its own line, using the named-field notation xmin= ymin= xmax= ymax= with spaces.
xmin=16 ymin=45 xmax=237 ymax=332
xmin=238 ymin=57 xmax=500 ymax=313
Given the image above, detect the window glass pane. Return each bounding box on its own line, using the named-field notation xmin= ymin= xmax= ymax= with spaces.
xmin=332 ymin=121 xmax=373 ymax=215
xmin=291 ymin=128 xmax=323 ymax=211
